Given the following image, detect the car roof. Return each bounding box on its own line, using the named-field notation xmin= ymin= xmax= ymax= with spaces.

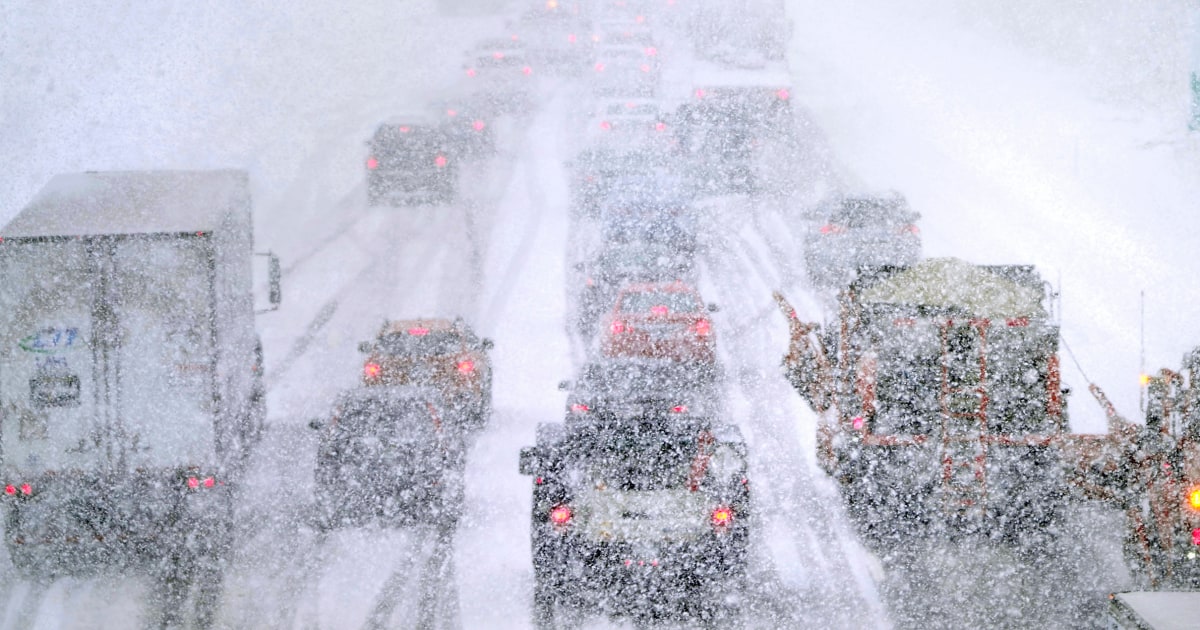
xmin=619 ymin=281 xmax=698 ymax=293
xmin=333 ymin=385 xmax=447 ymax=410
xmin=379 ymin=318 xmax=459 ymax=335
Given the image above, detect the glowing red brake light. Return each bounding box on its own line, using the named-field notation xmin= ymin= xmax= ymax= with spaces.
xmin=600 ymin=120 xmax=612 ymax=131
xmin=366 ymin=157 xmax=378 ymax=170
xmin=399 ymin=126 xmax=411 ymax=133
xmin=466 ymin=68 xmax=477 ymax=77
xmin=670 ymin=405 xmax=688 ymax=413
xmin=570 ymin=403 xmax=591 ymax=414
xmin=472 ymin=119 xmax=486 ymax=131
xmin=187 ymin=477 xmax=200 ymax=489
xmin=457 ymin=359 xmax=475 ymax=375
xmin=645 ymin=46 xmax=657 ymax=56
xmin=777 ymin=88 xmax=790 ymax=100
xmin=610 ymin=319 xmax=626 ymax=334
xmin=650 ymin=305 xmax=668 ymax=316
xmin=692 ymin=319 xmax=711 ymax=336
xmin=900 ymin=224 xmax=919 ymax=235
xmin=408 ymin=327 xmax=430 ymax=336
xmin=19 ymin=483 xmax=30 ymax=495
xmin=549 ymin=504 xmax=572 ymax=525
xmin=655 ymin=122 xmax=666 ymax=132
xmin=640 ymin=64 xmax=651 ymax=73
xmin=595 ymin=62 xmax=606 ymax=72
xmin=1193 ymin=528 xmax=1200 ymax=546
xmin=203 ymin=477 xmax=215 ymax=488
xmin=819 ymin=224 xmax=845 ymax=235
xmin=695 ymin=88 xmax=706 ymax=99
xmin=4 ymin=485 xmax=15 ymax=496
xmin=364 ymin=362 xmax=382 ymax=378
xmin=711 ymin=506 xmax=734 ymax=529
xmin=434 ymin=155 xmax=448 ymax=168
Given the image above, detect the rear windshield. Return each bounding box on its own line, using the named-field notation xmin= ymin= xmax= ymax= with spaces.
xmin=606 ymin=103 xmax=658 ymax=117
xmin=573 ymin=425 xmax=698 ymax=491
xmin=337 ymin=398 xmax=439 ymax=440
xmin=372 ymin=126 xmax=444 ymax=155
xmin=376 ymin=330 xmax=462 ymax=356
xmin=618 ymin=289 xmax=701 ymax=314
xmin=831 ymin=199 xmax=914 ymax=227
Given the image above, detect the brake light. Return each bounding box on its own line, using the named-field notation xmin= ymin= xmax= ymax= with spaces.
xmin=549 ymin=504 xmax=572 ymax=525
xmin=570 ymin=403 xmax=590 ymax=414
xmin=586 ymin=277 xmax=594 ymax=286
xmin=567 ymin=33 xmax=577 ymax=44
xmin=600 ymin=120 xmax=612 ymax=131
xmin=695 ymin=88 xmax=706 ymax=99
xmin=466 ymin=68 xmax=477 ymax=77
xmin=366 ymin=157 xmax=378 ymax=170
xmin=691 ymin=319 xmax=711 ymax=336
xmin=434 ymin=155 xmax=448 ymax=168
xmin=472 ymin=119 xmax=486 ymax=131
xmin=399 ymin=126 xmax=411 ymax=133
xmin=610 ymin=319 xmax=626 ymax=334
xmin=522 ymin=66 xmax=533 ymax=76
xmin=408 ymin=327 xmax=430 ymax=336
xmin=655 ymin=121 xmax=666 ymax=132
xmin=446 ymin=109 xmax=458 ymax=117
xmin=670 ymin=405 xmax=688 ymax=413
xmin=777 ymin=88 xmax=790 ymax=100
xmin=819 ymin=224 xmax=846 ymax=235
xmin=595 ymin=62 xmax=606 ymax=72
xmin=1193 ymin=528 xmax=1200 ymax=546
xmin=493 ymin=51 xmax=504 ymax=60
xmin=456 ymin=359 xmax=475 ymax=375
xmin=1006 ymin=317 xmax=1029 ymax=327
xmin=4 ymin=485 xmax=14 ymax=496
xmin=901 ymin=224 xmax=919 ymax=234
xmin=364 ymin=362 xmax=382 ymax=378
xmin=1189 ymin=488 xmax=1200 ymax=510
xmin=711 ymin=506 xmax=733 ymax=529
xmin=650 ymin=305 xmax=668 ymax=316
xmin=645 ymin=46 xmax=657 ymax=56
xmin=640 ymin=63 xmax=651 ymax=73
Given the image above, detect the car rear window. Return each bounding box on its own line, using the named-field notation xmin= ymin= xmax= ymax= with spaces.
xmin=832 ymin=200 xmax=913 ymax=227
xmin=337 ymin=398 xmax=440 ymax=440
xmin=376 ymin=330 xmax=462 ymax=356
xmin=372 ymin=126 xmax=444 ymax=158
xmin=618 ymin=289 xmax=701 ymax=314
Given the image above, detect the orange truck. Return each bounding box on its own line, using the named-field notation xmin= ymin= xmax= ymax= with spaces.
xmin=775 ymin=258 xmax=1112 ymax=547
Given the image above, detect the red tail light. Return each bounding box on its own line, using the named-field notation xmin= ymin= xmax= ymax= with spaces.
xmin=650 ymin=305 xmax=668 ymax=316
xmin=695 ymin=88 xmax=706 ymax=99
xmin=549 ymin=504 xmax=572 ymax=525
xmin=691 ymin=319 xmax=711 ymax=336
xmin=568 ymin=33 xmax=577 ymax=44
xmin=600 ymin=120 xmax=612 ymax=131
xmin=187 ymin=477 xmax=200 ymax=489
xmin=1006 ymin=317 xmax=1029 ymax=327
xmin=364 ymin=362 xmax=382 ymax=378
xmin=819 ymin=224 xmax=846 ymax=235
xmin=522 ymin=66 xmax=533 ymax=76
xmin=711 ymin=506 xmax=734 ymax=529
xmin=456 ymin=359 xmax=475 ymax=375
xmin=645 ymin=46 xmax=657 ymax=56
xmin=493 ymin=51 xmax=504 ymax=60
xmin=1193 ymin=528 xmax=1200 ymax=546
xmin=446 ymin=109 xmax=458 ymax=117
xmin=570 ymin=403 xmax=591 ymax=414
xmin=19 ymin=483 xmax=31 ymax=495
xmin=366 ymin=157 xmax=378 ymax=170
xmin=610 ymin=319 xmax=626 ymax=334
xmin=472 ymin=119 xmax=486 ymax=131
xmin=670 ymin=405 xmax=688 ymax=413
xmin=399 ymin=126 xmax=411 ymax=133
xmin=434 ymin=155 xmax=448 ymax=168
xmin=4 ymin=485 xmax=15 ymax=496
xmin=640 ymin=63 xmax=651 ymax=73
xmin=466 ymin=68 xmax=477 ymax=77
xmin=777 ymin=88 xmax=790 ymax=100
xmin=655 ymin=122 xmax=666 ymax=132
xmin=595 ymin=62 xmax=606 ymax=72
xmin=408 ymin=327 xmax=430 ymax=336
xmin=900 ymin=224 xmax=919 ymax=234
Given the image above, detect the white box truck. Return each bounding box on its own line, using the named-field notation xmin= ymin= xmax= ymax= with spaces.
xmin=0 ymin=170 xmax=277 ymax=579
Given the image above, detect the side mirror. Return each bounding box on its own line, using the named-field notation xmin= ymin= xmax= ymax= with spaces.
xmin=557 ymin=380 xmax=572 ymax=391
xmin=358 ymin=341 xmax=373 ymax=353
xmin=255 ymin=252 xmax=283 ymax=313
xmin=308 ymin=418 xmax=324 ymax=431
xmin=707 ymin=303 xmax=719 ymax=313
xmin=481 ymin=338 xmax=495 ymax=351
xmin=518 ymin=446 xmax=541 ymax=476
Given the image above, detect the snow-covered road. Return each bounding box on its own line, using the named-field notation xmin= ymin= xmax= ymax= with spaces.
xmin=2 ymin=0 xmax=1198 ymax=628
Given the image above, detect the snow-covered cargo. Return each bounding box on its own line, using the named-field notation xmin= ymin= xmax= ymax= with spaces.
xmin=0 ymin=170 xmax=276 ymax=574
xmin=779 ymin=258 xmax=1079 ymax=545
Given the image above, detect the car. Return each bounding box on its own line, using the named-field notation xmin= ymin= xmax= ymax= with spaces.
xmin=584 ymin=98 xmax=671 ymax=149
xmin=566 ymin=147 xmax=672 ymax=218
xmin=312 ymin=386 xmax=463 ymax=530
xmin=596 ymin=176 xmax=697 ymax=253
xmin=358 ymin=318 xmax=494 ymax=430
xmin=461 ymin=38 xmax=537 ymax=115
xmin=519 ymin=415 xmax=751 ymax=627
xmin=509 ymin=6 xmax=595 ymax=75
xmin=365 ymin=119 xmax=458 ymax=206
xmin=560 ymin=359 xmax=721 ymax=419
xmin=599 ymin=282 xmax=717 ymax=364
xmin=802 ymin=193 xmax=922 ymax=290
xmin=574 ymin=241 xmax=696 ymax=337
xmin=430 ymin=95 xmax=496 ymax=158
xmin=590 ymin=44 xmax=660 ymax=98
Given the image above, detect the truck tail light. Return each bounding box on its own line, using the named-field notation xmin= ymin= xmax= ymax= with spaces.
xmin=364 ymin=362 xmax=382 ymax=379
xmin=366 ymin=157 xmax=378 ymax=170
xmin=691 ymin=319 xmax=711 ymax=336
xmin=610 ymin=319 xmax=626 ymax=335
xmin=549 ymin=504 xmax=572 ymax=525
xmin=456 ymin=359 xmax=475 ymax=375
xmin=595 ymin=62 xmax=606 ymax=72
xmin=711 ymin=506 xmax=733 ymax=530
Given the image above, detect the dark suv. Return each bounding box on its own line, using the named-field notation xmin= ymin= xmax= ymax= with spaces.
xmin=312 ymin=386 xmax=463 ymax=530
xmin=365 ymin=121 xmax=458 ymax=206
